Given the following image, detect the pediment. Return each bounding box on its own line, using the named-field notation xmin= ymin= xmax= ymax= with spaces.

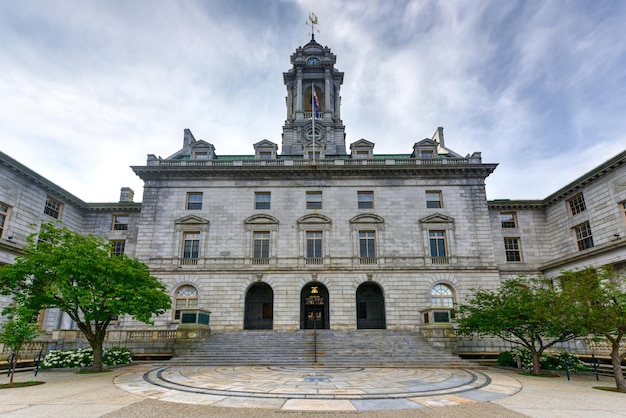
xmin=350 ymin=213 xmax=385 ymax=224
xmin=414 ymin=138 xmax=437 ymax=147
xmin=244 ymin=214 xmax=279 ymax=225
xmin=190 ymin=140 xmax=214 ymax=150
xmin=175 ymin=215 xmax=209 ymax=225
xmin=297 ymin=214 xmax=332 ymax=224
xmin=419 ymin=213 xmax=455 ymax=224
xmin=253 ymin=139 xmax=278 ymax=149
xmin=350 ymin=138 xmax=375 ymax=148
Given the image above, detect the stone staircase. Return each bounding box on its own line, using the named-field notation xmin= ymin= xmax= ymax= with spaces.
xmin=171 ymin=330 xmax=475 ymax=368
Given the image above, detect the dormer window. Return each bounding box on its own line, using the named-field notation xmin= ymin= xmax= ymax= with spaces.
xmin=350 ymin=139 xmax=375 ymax=159
xmin=189 ymin=140 xmax=215 ymax=160
xmin=253 ymin=140 xmax=278 ymax=160
xmin=413 ymin=138 xmax=438 ymax=159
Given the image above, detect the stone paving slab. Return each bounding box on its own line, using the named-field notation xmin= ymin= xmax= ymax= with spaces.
xmin=113 ymin=364 xmax=522 ymax=411
xmin=2 ymin=364 xmax=625 ymax=417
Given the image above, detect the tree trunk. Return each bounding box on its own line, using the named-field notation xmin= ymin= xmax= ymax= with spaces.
xmin=87 ymin=333 xmax=105 ymax=372
xmin=530 ymin=347 xmax=542 ymax=375
xmin=610 ymin=343 xmax=626 ymax=392
xmin=8 ymin=350 xmax=18 ymax=385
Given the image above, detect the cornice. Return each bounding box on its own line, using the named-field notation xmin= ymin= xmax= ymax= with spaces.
xmin=84 ymin=203 xmax=142 ymax=212
xmin=132 ymin=163 xmax=498 ymax=182
xmin=543 ymin=150 xmax=626 ymax=205
xmin=0 ymin=151 xmax=87 ymax=208
xmin=488 ymin=200 xmax=544 ymax=210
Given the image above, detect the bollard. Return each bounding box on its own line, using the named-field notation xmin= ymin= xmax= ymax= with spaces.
xmin=562 ymin=358 xmax=571 ymax=380
xmin=590 ymin=354 xmax=600 ymax=381
xmin=33 ymin=350 xmax=44 ymax=377
xmin=6 ymin=353 xmax=15 ymax=377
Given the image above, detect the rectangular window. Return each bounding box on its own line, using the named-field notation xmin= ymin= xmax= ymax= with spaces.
xmin=426 ymin=191 xmax=443 ymax=208
xmin=574 ymin=222 xmax=594 ymax=251
xmin=253 ymin=231 xmax=270 ymax=260
xmin=429 ymin=230 xmax=447 ymax=257
xmin=359 ymin=231 xmax=376 ymax=258
xmin=306 ymin=191 xmax=322 ymax=209
xmin=504 ymin=238 xmax=522 ymax=262
xmin=500 ymin=212 xmax=517 ymax=228
xmin=259 ymin=152 xmax=272 ymax=160
xmin=568 ymin=193 xmax=586 ymax=215
xmin=255 ymin=192 xmax=271 ymax=210
xmin=420 ymin=150 xmax=435 ymax=158
xmin=357 ymin=191 xmax=374 ymax=209
xmin=308 ymin=151 xmax=321 ymax=160
xmin=0 ymin=203 xmax=9 ymax=238
xmin=355 ymin=150 xmax=369 ymax=159
xmin=182 ymin=232 xmax=200 ymax=259
xmin=306 ymin=231 xmax=323 ymax=259
xmin=112 ymin=215 xmax=129 ymax=230
xmin=186 ymin=192 xmax=203 ymax=210
xmin=194 ymin=152 xmax=208 ymax=159
xmin=44 ymin=197 xmax=62 ymax=219
xmin=111 ymin=240 xmax=126 ymax=256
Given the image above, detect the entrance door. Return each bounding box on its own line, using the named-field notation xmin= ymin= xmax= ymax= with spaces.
xmin=300 ymin=282 xmax=329 ymax=329
xmin=244 ymin=283 xmax=273 ymax=330
xmin=356 ymin=282 xmax=386 ymax=329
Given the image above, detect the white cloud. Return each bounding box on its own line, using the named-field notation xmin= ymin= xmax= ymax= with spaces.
xmin=0 ymin=0 xmax=624 ymax=202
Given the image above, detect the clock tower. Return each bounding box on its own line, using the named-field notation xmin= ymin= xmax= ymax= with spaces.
xmin=281 ymin=35 xmax=346 ymax=157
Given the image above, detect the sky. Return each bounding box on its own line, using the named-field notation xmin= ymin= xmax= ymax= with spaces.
xmin=1 ymin=0 xmax=625 ymax=203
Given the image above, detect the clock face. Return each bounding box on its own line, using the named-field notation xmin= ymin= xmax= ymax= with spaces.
xmin=307 ymin=57 xmax=320 ymax=65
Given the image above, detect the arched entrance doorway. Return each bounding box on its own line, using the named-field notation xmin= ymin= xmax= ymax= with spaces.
xmin=356 ymin=282 xmax=386 ymax=329
xmin=244 ymin=283 xmax=273 ymax=330
xmin=300 ymin=282 xmax=329 ymax=329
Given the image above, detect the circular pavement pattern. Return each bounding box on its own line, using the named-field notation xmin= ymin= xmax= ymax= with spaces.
xmin=114 ymin=365 xmax=522 ymax=411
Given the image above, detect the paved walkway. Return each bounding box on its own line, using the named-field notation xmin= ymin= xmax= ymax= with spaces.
xmin=0 ymin=363 xmax=625 ymax=417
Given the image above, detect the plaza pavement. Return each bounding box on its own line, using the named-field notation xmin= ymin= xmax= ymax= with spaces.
xmin=0 ymin=363 xmax=625 ymax=417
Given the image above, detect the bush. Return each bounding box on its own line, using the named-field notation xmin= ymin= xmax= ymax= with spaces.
xmin=497 ymin=351 xmax=517 ymax=367
xmin=103 ymin=346 xmax=132 ymax=366
xmin=42 ymin=346 xmax=132 ymax=368
xmin=504 ymin=348 xmax=585 ymax=371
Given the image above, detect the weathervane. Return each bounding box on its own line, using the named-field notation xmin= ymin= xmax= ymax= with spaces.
xmin=307 ymin=12 xmax=320 ymax=39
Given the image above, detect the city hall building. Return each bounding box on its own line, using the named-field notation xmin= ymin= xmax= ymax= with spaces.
xmin=1 ymin=36 xmax=626 ymax=348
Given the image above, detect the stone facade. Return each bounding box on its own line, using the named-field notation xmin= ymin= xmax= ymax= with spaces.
xmin=1 ymin=37 xmax=625 ymax=350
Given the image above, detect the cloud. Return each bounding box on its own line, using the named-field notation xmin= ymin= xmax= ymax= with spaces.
xmin=0 ymin=0 xmax=624 ymax=202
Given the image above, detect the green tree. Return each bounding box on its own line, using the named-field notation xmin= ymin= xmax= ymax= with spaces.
xmin=561 ymin=267 xmax=626 ymax=392
xmin=456 ymin=277 xmax=587 ymax=374
xmin=0 ymin=305 xmax=39 ymax=385
xmin=0 ymin=222 xmax=171 ymax=371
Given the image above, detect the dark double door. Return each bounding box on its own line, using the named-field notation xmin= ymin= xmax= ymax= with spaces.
xmin=301 ymin=282 xmax=329 ymax=329
xmin=244 ymin=283 xmax=273 ymax=330
xmin=356 ymin=282 xmax=386 ymax=329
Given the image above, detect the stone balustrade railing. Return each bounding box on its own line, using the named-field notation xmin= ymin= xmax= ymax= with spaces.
xmin=157 ymin=255 xmax=483 ymax=270
xmin=151 ymin=156 xmax=483 ymax=167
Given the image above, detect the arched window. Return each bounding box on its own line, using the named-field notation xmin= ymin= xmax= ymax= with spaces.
xmin=174 ymin=285 xmax=198 ymax=320
xmin=431 ymin=284 xmax=454 ymax=307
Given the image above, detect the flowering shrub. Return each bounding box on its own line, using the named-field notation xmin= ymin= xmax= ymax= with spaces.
xmin=499 ymin=349 xmax=586 ymax=371
xmin=103 ymin=346 xmax=133 ymax=366
xmin=42 ymin=347 xmax=132 ymax=368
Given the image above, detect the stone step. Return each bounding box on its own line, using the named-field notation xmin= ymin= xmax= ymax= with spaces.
xmin=172 ymin=330 xmax=474 ymax=368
